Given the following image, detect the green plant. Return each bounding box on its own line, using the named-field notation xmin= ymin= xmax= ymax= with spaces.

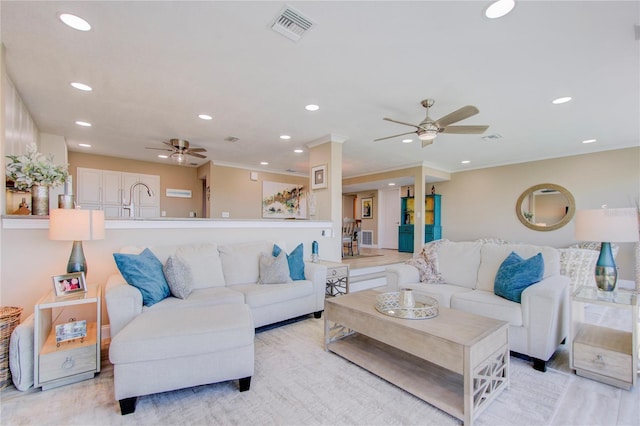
xmin=523 ymin=211 xmax=533 ymax=221
xmin=5 ymin=143 xmax=68 ymax=190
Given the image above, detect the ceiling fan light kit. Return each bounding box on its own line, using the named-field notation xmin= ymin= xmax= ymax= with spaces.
xmin=145 ymin=138 xmax=207 ymax=165
xmin=375 ymin=98 xmax=489 ymax=147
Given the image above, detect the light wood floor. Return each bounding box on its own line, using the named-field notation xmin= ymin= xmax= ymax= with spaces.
xmin=341 ymin=247 xmax=412 ymax=269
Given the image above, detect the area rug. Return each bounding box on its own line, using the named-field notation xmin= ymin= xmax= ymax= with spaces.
xmin=1 ymin=317 xmax=574 ymax=426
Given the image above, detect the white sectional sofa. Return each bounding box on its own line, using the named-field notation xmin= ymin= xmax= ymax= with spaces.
xmin=386 ymin=240 xmax=570 ymax=371
xmin=105 ymin=240 xmax=327 ymax=414
xmin=106 ymin=240 xmax=327 ymax=336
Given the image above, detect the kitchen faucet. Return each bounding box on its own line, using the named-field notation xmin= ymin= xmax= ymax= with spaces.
xmin=123 ymin=182 xmax=154 ymax=217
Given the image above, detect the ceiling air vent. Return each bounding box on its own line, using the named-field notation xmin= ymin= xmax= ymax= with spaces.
xmin=271 ymin=6 xmax=314 ymax=42
xmin=224 ymin=136 xmax=240 ymax=143
xmin=481 ymin=134 xmax=502 ymax=141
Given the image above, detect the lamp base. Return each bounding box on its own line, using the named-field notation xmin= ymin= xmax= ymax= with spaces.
xmin=67 ymin=240 xmax=87 ymax=276
xmin=595 ymin=242 xmax=617 ymax=292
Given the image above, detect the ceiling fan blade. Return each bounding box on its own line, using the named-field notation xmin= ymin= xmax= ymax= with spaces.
xmin=434 ymin=105 xmax=479 ymax=128
xmin=146 ymin=147 xmax=174 ymax=151
xmin=162 ymin=141 xmax=175 ymax=148
xmin=383 ymin=117 xmax=423 ymax=130
xmin=187 ymin=152 xmax=207 ymax=159
xmin=187 ymin=147 xmax=207 ymax=153
xmin=440 ymin=125 xmax=489 ymax=134
xmin=374 ymin=131 xmax=417 ymax=142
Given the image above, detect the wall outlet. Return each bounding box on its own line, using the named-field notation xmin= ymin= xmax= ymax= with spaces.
xmin=322 ymin=229 xmax=333 ymax=237
xmin=189 ymin=211 xmax=196 ymax=218
xmin=222 ymin=212 xmax=230 ymax=218
xmin=161 ymin=211 xmax=166 ymax=217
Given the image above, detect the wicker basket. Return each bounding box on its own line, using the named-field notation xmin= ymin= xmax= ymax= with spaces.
xmin=0 ymin=306 xmax=23 ymax=389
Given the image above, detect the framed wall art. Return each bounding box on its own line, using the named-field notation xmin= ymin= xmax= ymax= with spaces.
xmin=311 ymin=164 xmax=327 ymax=190
xmin=262 ymin=181 xmax=308 ymax=219
xmin=361 ymin=197 xmax=373 ymax=219
xmin=52 ymin=272 xmax=87 ymax=297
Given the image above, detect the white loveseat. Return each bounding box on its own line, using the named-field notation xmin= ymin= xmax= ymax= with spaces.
xmin=386 ymin=240 xmax=570 ymax=371
xmin=106 ymin=240 xmax=327 ymax=335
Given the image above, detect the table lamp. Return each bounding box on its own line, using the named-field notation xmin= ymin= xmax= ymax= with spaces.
xmin=49 ymin=209 xmax=105 ymax=276
xmin=574 ymin=207 xmax=639 ymax=291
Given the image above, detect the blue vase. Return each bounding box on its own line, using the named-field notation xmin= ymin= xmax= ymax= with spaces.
xmin=595 ymin=242 xmax=617 ymax=291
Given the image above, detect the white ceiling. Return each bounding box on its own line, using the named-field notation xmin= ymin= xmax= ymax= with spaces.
xmin=2 ymin=1 xmax=639 ymax=190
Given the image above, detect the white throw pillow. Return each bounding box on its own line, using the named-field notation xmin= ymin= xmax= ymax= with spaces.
xmin=163 ymin=255 xmax=194 ymax=298
xmin=437 ymin=240 xmax=482 ymax=289
xmin=258 ymin=251 xmax=292 ymax=284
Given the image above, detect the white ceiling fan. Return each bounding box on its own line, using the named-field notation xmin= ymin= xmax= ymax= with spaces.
xmin=145 ymin=139 xmax=207 ymax=163
xmin=375 ymin=99 xmax=489 ymax=147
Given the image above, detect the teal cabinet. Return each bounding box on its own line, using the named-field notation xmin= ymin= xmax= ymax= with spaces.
xmin=398 ymin=195 xmax=442 ymax=253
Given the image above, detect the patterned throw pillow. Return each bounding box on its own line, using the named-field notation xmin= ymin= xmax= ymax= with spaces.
xmin=163 ymin=255 xmax=194 ymax=299
xmin=406 ymin=239 xmax=447 ymax=283
xmin=259 ymin=251 xmax=292 ymax=284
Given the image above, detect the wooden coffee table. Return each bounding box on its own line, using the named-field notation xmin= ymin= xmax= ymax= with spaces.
xmin=324 ymin=290 xmax=509 ymax=426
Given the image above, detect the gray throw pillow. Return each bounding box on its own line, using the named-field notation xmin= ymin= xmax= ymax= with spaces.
xmin=259 ymin=251 xmax=291 ymax=284
xmin=163 ymin=255 xmax=194 ymax=299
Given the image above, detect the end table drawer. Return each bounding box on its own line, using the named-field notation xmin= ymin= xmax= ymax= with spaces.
xmin=328 ymin=266 xmax=348 ymax=278
xmin=573 ymin=342 xmax=632 ymax=383
xmin=39 ymin=345 xmax=97 ymax=383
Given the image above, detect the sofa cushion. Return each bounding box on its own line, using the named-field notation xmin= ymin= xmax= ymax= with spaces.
xmin=110 ymin=304 xmax=254 ymax=364
xmin=175 ymin=244 xmax=226 ymax=289
xmin=494 ymin=252 xmax=544 ymax=303
xmin=451 ymin=289 xmax=523 ymax=326
xmin=144 ymin=286 xmax=245 ymax=311
xmin=113 ymin=248 xmax=170 ymax=307
xmin=476 ymin=243 xmax=560 ymax=292
xmin=232 ymin=281 xmax=314 ymax=308
xmin=259 ymin=251 xmax=292 ymax=284
xmin=273 ymin=243 xmax=305 ymax=280
xmin=219 ymin=241 xmax=274 ymax=285
xmin=437 ymin=240 xmax=482 ymax=289
xmin=163 ymin=255 xmax=193 ymax=299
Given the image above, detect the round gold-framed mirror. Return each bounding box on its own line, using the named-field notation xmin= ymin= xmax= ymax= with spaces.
xmin=516 ymin=183 xmax=575 ymax=231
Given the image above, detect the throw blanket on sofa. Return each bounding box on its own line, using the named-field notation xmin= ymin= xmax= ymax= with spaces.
xmin=405 ymin=239 xmax=447 ymax=283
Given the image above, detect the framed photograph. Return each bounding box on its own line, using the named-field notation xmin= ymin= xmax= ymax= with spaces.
xmin=311 ymin=164 xmax=327 ymax=190
xmin=55 ymin=320 xmax=87 ymax=344
xmin=52 ymin=272 xmax=87 ymax=297
xmin=362 ymin=197 xmax=373 ymax=219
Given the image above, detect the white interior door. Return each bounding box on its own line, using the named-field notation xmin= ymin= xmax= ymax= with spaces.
xmin=379 ymin=188 xmax=400 ymax=249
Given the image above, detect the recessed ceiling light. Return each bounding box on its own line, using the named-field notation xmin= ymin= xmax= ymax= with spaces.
xmin=388 ymin=183 xmax=396 ymax=186
xmin=461 ymin=160 xmax=471 ymax=164
xmin=552 ymin=96 xmax=572 ymax=104
xmin=294 ymin=149 xmax=303 ymax=153
xmin=158 ymin=155 xmax=169 ymax=159
xmin=402 ymin=139 xmax=413 ymax=143
xmin=59 ymin=13 xmax=91 ymax=31
xmin=78 ymin=143 xmax=91 ymax=148
xmin=305 ymin=104 xmax=319 ymax=111
xmin=582 ymin=139 xmax=597 ymax=144
xmin=70 ymin=82 xmax=92 ymax=91
xmin=485 ymin=0 xmax=515 ymax=19
xmin=260 ymin=161 xmax=269 ymax=165
xmin=75 ymin=121 xmax=91 ymax=127
xmin=198 ymin=114 xmax=213 ymax=120
xmin=280 ymin=135 xmax=291 ymax=140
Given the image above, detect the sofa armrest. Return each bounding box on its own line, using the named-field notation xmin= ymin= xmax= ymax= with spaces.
xmin=105 ymin=274 xmax=143 ymax=338
xmin=385 ymin=264 xmax=420 ymax=291
xmin=520 ymin=274 xmax=570 ymax=361
xmin=304 ymin=262 xmax=328 ymax=311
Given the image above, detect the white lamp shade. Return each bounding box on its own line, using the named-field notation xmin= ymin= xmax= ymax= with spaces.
xmin=574 ymin=208 xmax=639 ymax=243
xmin=49 ymin=209 xmax=105 ymax=241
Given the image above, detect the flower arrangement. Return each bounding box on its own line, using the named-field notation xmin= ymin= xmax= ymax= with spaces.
xmin=5 ymin=143 xmax=69 ymax=190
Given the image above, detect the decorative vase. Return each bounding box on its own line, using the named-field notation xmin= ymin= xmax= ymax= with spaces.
xmin=31 ymin=185 xmax=49 ymax=216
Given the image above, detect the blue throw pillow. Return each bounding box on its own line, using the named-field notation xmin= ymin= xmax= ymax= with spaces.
xmin=113 ymin=248 xmax=171 ymax=307
xmin=272 ymin=243 xmax=306 ymax=280
xmin=494 ymin=251 xmax=544 ymax=303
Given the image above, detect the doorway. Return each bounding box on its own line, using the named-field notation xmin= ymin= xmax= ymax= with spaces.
xmin=378 ymin=188 xmax=400 ymax=249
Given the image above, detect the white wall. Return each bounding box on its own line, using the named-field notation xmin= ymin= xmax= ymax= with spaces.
xmin=436 ymin=147 xmax=639 ymax=280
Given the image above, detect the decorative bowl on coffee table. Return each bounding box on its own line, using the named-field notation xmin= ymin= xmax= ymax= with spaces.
xmin=375 ymin=292 xmax=438 ymax=319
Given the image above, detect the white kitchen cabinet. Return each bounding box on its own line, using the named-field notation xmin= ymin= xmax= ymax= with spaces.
xmin=76 ymin=168 xmax=160 ymax=218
